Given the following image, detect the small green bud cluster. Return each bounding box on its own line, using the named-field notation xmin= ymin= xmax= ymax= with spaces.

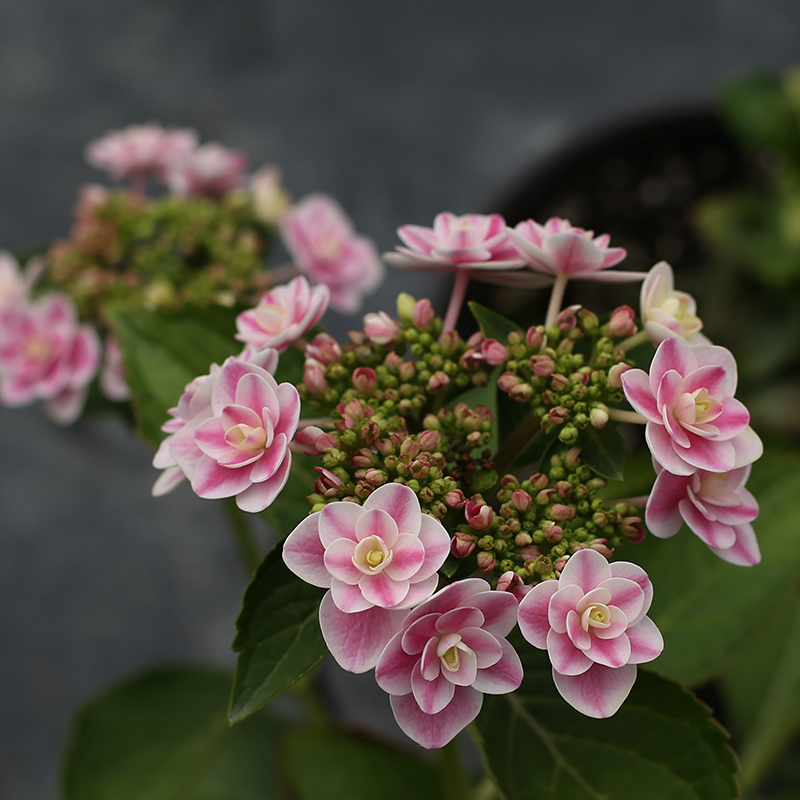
xmin=496 ymin=309 xmax=632 ymax=444
xmin=453 ymin=447 xmax=644 ymax=586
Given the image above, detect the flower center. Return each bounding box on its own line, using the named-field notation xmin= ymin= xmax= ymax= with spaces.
xmin=24 ymin=335 xmax=52 ymax=363
xmin=436 ymin=633 xmax=466 ymax=673
xmin=316 ymin=236 xmax=343 ymax=261
xmin=675 ymin=387 xmax=722 ymax=426
xmin=224 ymin=423 xmax=268 ymax=451
xmin=659 ymin=295 xmax=702 ymax=335
xmin=581 ymin=603 xmax=611 ymax=631
xmin=352 ymin=535 xmax=392 ymax=574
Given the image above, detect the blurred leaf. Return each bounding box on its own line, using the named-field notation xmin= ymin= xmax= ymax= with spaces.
xmin=282 ymin=728 xmax=445 ymax=800
xmin=719 ymin=72 xmax=800 ymax=164
xmin=469 ymin=301 xmax=521 ymax=342
xmin=107 ymin=304 xmax=240 ymax=448
xmin=63 ymin=666 xmax=288 ymax=800
xmin=577 ymin=424 xmax=626 ymax=481
xmin=721 ymin=593 xmax=800 ymax=792
xmin=230 ymin=544 xmax=326 ymax=724
xmin=475 ymin=641 xmax=739 ymax=800
xmin=633 ymin=451 xmax=800 ymax=686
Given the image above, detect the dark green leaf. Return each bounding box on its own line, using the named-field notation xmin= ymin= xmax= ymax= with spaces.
xmin=62 ymin=665 xmax=288 ymax=800
xmin=576 ymin=424 xmax=626 ymax=481
xmin=230 ymin=544 xmax=327 ymax=723
xmin=107 ymin=304 xmax=240 ymax=447
xmin=633 ymin=451 xmax=800 ymax=687
xmin=475 ymin=642 xmax=739 ymax=800
xmin=469 ymin=301 xmax=521 ymax=342
xmin=282 ymin=728 xmax=445 ymax=800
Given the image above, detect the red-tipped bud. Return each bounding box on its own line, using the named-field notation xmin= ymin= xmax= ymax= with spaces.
xmin=530 ymin=355 xmax=555 ymax=376
xmin=303 ymin=358 xmax=328 ymax=393
xmin=526 ymin=326 xmax=544 ymax=349
xmin=352 ymin=366 xmax=377 ymax=394
xmin=465 ymin=500 xmax=494 ymax=530
xmin=607 ymin=305 xmax=637 ymax=338
xmin=363 ymin=311 xmax=400 ymax=344
xmin=480 ymin=338 xmax=509 ymax=366
xmin=306 ymin=333 xmax=342 ymax=364
xmin=450 ymin=531 xmax=476 ymax=558
xmin=511 ymin=489 xmax=532 ymax=512
xmin=476 ymin=551 xmax=496 ymax=571
xmin=413 ymin=298 xmax=435 ymax=329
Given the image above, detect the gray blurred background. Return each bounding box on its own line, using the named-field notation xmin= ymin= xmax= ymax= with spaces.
xmin=0 ymin=2 xmax=798 ymax=797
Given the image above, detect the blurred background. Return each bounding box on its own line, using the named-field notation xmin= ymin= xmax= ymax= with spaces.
xmin=1 ymin=2 xmax=799 ymax=798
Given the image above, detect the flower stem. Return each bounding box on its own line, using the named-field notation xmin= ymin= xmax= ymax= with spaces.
xmin=442 ymin=270 xmax=470 ymax=333
xmin=223 ymin=497 xmax=262 ymax=574
xmin=493 ymin=410 xmax=542 ymax=477
xmin=437 ymin=737 xmax=473 ymax=800
xmin=544 ymin=273 xmax=569 ymax=329
xmin=606 ymin=408 xmax=647 ymax=425
xmin=618 ymin=330 xmax=649 ymax=352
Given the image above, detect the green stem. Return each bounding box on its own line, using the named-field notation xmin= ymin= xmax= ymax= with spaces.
xmin=437 ymin=737 xmax=474 ymax=800
xmin=618 ymin=329 xmax=649 ymax=352
xmin=492 ymin=410 xmax=542 ymax=477
xmin=223 ymin=497 xmax=262 ymax=574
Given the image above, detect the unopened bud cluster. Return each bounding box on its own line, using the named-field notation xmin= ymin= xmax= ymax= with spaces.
xmin=46 ymin=188 xmax=272 ymax=326
xmin=451 ymin=447 xmax=644 ymax=585
xmin=495 ymin=306 xmax=634 ymax=444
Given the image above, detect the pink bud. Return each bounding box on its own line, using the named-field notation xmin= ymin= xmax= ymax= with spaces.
xmin=306 ymin=333 xmax=342 ymax=364
xmin=520 ymin=545 xmax=543 ymax=563
xmin=352 ymin=366 xmax=377 ymax=394
xmin=509 ymin=383 xmax=533 ymax=401
xmin=621 ymin=516 xmax=646 ymax=543
xmin=313 ymin=467 xmax=342 ymax=497
xmin=398 ymin=361 xmax=416 ymax=381
xmin=445 ymin=489 xmax=467 ymax=508
xmin=417 ymin=429 xmax=441 ymax=451
xmin=543 ymin=522 xmax=563 ymax=542
xmin=526 ymin=326 xmax=544 ymax=349
xmin=363 ymin=311 xmax=400 ymax=344
xmin=548 ymin=406 xmax=566 ymax=425
xmin=608 ymin=362 xmax=632 ymax=389
xmin=303 ymin=358 xmax=328 ymax=393
xmin=450 ymin=531 xmax=476 ymax=558
xmin=427 ymin=371 xmax=450 ymax=391
xmin=590 ymin=405 xmax=609 ymax=429
xmin=497 ymin=371 xmax=522 ymax=392
xmin=551 ymin=373 xmax=569 ymax=392
xmin=292 ymin=425 xmax=327 ymax=455
xmin=477 ymin=552 xmax=496 ymax=571
xmin=465 ymin=500 xmax=494 ymax=530
xmin=556 ymin=304 xmax=581 ymax=331
xmin=413 ymin=298 xmax=435 ymax=329
xmin=496 ymin=571 xmax=531 ymax=600
xmin=550 ymin=504 xmax=575 ymax=521
xmin=530 ymin=355 xmax=555 ymax=376
xmin=607 ymin=305 xmax=637 ymax=338
xmin=511 ymin=490 xmax=532 ymax=512
xmin=480 ymin=338 xmax=509 ymax=366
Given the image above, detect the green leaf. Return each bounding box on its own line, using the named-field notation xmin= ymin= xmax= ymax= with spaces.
xmin=282 ymin=728 xmax=445 ymax=800
xmin=62 ymin=665 xmax=288 ymax=800
xmin=469 ymin=301 xmax=521 ymax=342
xmin=474 ymin=643 xmax=739 ymax=800
xmin=721 ymin=593 xmax=800 ymax=792
xmin=107 ymin=304 xmax=241 ymax=447
xmin=633 ymin=451 xmax=800 ymax=687
xmin=230 ymin=544 xmax=327 ymax=724
xmin=576 ymin=424 xmax=626 ymax=481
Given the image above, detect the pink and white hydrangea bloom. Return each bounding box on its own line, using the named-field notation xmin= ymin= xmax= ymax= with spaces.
xmin=518 ymin=549 xmax=663 ymax=718
xmin=0 ymin=293 xmax=100 ymax=424
xmin=507 ymin=217 xmax=644 ymax=283
xmin=151 ymin=347 xmax=280 ymax=500
xmin=282 ymin=483 xmax=451 ymax=673
xmin=85 ymin=123 xmax=198 ymax=183
xmin=374 ymin=578 xmax=523 ymax=749
xmin=166 ymin=142 xmax=248 ymax=198
xmin=640 ymin=261 xmax=710 ymax=345
xmin=383 ymin=212 xmax=532 ymax=278
xmin=282 ymin=194 xmax=384 ymax=313
xmin=646 ymin=462 xmax=760 ymax=566
xmin=235 ymin=276 xmax=329 ymax=352
xmin=621 ymin=337 xmax=763 ymax=476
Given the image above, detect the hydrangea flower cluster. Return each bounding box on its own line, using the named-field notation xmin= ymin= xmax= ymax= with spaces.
xmin=148 ymin=209 xmax=763 ymax=747
xmin=0 ymin=124 xmax=380 ymax=423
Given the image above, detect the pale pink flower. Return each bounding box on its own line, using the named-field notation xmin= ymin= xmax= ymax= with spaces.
xmin=0 ymin=251 xmax=38 ymax=310
xmin=621 ymin=337 xmax=763 ymax=476
xmin=282 ymin=483 xmax=451 ymax=672
xmin=166 ymin=142 xmax=248 ymax=198
xmin=151 ymin=347 xmax=279 ymax=498
xmin=235 ymin=276 xmax=329 ymax=352
xmin=640 ymin=261 xmax=710 ymax=345
xmin=363 ymin=311 xmax=400 ymax=345
xmin=100 ymin=335 xmax=130 ymax=402
xmin=282 ymin=194 xmax=384 ymax=313
xmin=248 ymin=164 xmax=291 ymax=224
xmin=0 ymin=293 xmax=100 ymax=424
xmin=384 ymin=212 xmax=530 ymax=280
xmin=85 ymin=123 xmax=198 ymax=182
xmin=374 ymin=578 xmax=523 ymax=749
xmin=518 ymin=549 xmax=663 ymax=718
xmin=508 ymin=217 xmax=645 ymax=283
xmin=646 ymin=462 xmax=760 ymax=566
